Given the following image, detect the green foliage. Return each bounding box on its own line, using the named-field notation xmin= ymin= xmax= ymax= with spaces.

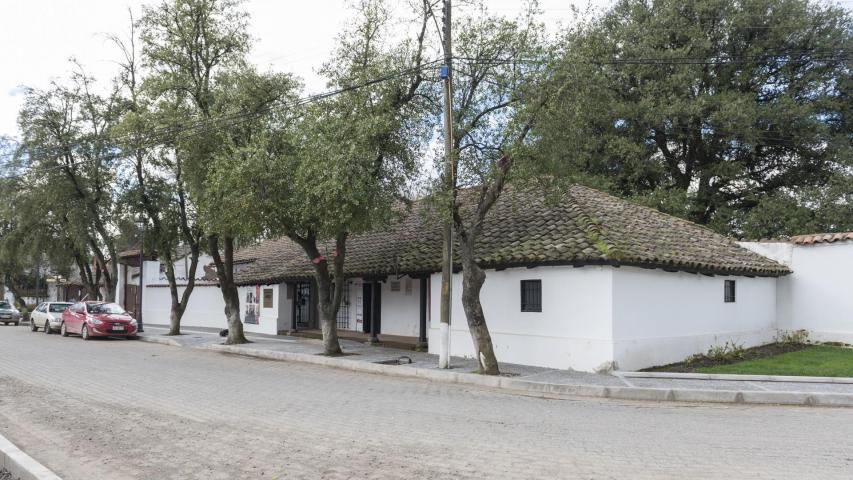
xmin=685 ymin=340 xmax=746 ymax=365
xmin=696 ymin=345 xmax=853 ymax=377
xmin=205 ymin=0 xmax=428 ymax=243
xmin=776 ymin=329 xmax=810 ymax=345
xmin=534 ymin=0 xmax=853 ymax=236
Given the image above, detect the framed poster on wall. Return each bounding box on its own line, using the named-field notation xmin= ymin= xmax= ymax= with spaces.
xmin=244 ymin=285 xmax=260 ymax=325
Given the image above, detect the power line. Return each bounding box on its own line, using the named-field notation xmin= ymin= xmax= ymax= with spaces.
xmin=0 ymin=59 xmax=444 ymax=179
xmin=3 ymin=48 xmax=849 ymax=176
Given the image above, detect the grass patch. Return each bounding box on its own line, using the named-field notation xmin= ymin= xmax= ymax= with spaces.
xmin=643 ymin=342 xmax=808 ymax=373
xmin=695 ymin=345 xmax=853 ymax=377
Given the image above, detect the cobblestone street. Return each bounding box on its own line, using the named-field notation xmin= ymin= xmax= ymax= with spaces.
xmin=1 ymin=327 xmax=852 ymax=479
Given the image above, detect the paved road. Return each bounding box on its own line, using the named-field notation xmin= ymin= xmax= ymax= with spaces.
xmin=1 ymin=326 xmax=852 ymax=479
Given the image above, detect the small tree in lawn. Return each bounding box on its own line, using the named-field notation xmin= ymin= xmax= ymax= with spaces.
xmin=204 ymin=0 xmax=433 ymax=355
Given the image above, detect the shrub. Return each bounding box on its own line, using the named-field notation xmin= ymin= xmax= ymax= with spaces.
xmin=776 ymin=329 xmax=810 ymax=345
xmin=705 ymin=340 xmax=746 ymax=361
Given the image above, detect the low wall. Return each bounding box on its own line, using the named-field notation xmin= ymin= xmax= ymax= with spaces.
xmin=142 ymin=283 xmax=227 ymax=331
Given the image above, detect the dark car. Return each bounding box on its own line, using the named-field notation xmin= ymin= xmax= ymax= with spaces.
xmin=0 ymin=301 xmax=22 ymax=326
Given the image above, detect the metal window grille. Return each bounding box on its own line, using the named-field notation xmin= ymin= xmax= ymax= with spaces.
xmin=521 ymin=280 xmax=542 ymax=312
xmin=295 ymin=283 xmax=311 ymax=328
xmin=336 ymin=283 xmax=351 ymax=330
xmin=724 ymin=280 xmax=736 ymax=303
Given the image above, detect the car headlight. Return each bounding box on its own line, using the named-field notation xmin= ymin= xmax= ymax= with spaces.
xmin=87 ymin=316 xmax=103 ymax=325
xmin=129 ymin=318 xmax=137 ymax=325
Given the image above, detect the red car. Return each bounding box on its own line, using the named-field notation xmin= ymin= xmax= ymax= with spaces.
xmin=60 ymin=301 xmax=139 ymax=340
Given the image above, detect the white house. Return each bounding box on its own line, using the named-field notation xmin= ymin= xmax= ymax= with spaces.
xmin=131 ymin=185 xmax=804 ymax=372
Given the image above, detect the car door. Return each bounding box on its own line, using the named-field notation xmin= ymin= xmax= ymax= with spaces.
xmin=66 ymin=303 xmax=82 ymax=333
xmin=32 ymin=304 xmax=47 ymax=327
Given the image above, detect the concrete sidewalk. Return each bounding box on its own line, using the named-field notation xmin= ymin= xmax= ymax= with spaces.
xmin=139 ymin=325 xmax=853 ymax=407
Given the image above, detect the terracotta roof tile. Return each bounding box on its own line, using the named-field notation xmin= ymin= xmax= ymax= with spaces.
xmin=234 ymin=184 xmax=790 ymax=285
xmin=789 ymin=232 xmax=853 ymax=245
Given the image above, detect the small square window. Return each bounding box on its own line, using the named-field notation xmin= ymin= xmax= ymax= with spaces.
xmin=521 ymin=280 xmax=542 ymax=312
xmin=724 ymin=280 xmax=736 ymax=303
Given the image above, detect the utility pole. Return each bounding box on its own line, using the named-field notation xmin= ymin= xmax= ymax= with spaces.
xmin=438 ymin=0 xmax=453 ymax=369
xmin=137 ymin=216 xmax=146 ymax=333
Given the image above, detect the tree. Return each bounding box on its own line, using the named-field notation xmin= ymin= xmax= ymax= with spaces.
xmin=16 ymin=69 xmax=123 ymax=301
xmin=0 ymin=154 xmax=78 ymax=306
xmin=110 ymin=14 xmax=205 ymax=335
xmin=534 ymin=0 xmax=853 ymax=236
xmin=139 ymin=0 xmax=255 ymax=344
xmin=428 ymin=3 xmax=548 ymax=374
xmin=203 ymin=0 xmax=433 ymax=355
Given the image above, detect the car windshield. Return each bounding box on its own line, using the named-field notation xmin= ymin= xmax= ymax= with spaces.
xmin=49 ymin=303 xmax=72 ymax=313
xmin=0 ymin=302 xmax=11 ymax=310
xmin=87 ymin=303 xmax=125 ymax=315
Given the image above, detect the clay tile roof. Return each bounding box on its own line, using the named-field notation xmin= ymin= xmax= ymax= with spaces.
xmin=789 ymin=232 xmax=853 ymax=245
xmin=234 ymin=184 xmax=790 ymax=285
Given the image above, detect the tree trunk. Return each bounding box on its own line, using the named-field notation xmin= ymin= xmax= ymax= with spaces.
xmin=315 ymin=275 xmax=343 ymax=355
xmin=165 ymin=246 xmax=200 ymax=336
xmin=222 ymin=281 xmax=245 ymax=344
xmin=459 ymin=241 xmax=500 ymax=375
xmin=293 ymin=231 xmax=346 ymax=356
xmin=208 ymin=234 xmax=247 ymax=344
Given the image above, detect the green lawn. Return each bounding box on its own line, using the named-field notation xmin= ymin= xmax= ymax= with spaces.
xmin=695 ymin=345 xmax=853 ymax=377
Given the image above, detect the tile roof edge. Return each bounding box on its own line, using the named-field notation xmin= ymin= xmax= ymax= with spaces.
xmin=234 ymin=259 xmax=790 ymax=286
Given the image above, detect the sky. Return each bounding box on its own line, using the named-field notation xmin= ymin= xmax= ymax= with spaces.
xmin=0 ymin=0 xmax=614 ymax=139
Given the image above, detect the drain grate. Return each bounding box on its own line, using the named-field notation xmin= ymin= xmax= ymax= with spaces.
xmin=374 ymin=356 xmax=413 ymax=366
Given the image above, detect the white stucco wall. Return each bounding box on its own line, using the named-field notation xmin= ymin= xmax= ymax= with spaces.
xmin=783 ymin=242 xmax=853 ymax=343
xmin=238 ymin=284 xmax=285 ymax=335
xmin=143 ymin=283 xmax=226 ymax=330
xmin=379 ymin=276 xmax=421 ymax=337
xmin=428 ymin=266 xmax=615 ymax=372
xmin=611 ymin=267 xmax=777 ymax=370
xmin=743 ymin=240 xmax=853 ymax=344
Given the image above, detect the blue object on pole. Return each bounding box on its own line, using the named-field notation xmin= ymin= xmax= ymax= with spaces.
xmin=439 ymin=64 xmax=449 ymax=79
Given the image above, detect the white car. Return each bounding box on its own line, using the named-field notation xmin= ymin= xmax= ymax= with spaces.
xmin=29 ymin=302 xmax=73 ymax=334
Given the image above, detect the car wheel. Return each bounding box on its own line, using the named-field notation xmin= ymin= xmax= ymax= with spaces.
xmin=81 ymin=325 xmax=90 ymax=341
xmin=13 ymin=321 xmax=19 ymax=326
xmin=30 ymin=320 xmax=38 ymax=332
xmin=44 ymin=320 xmax=52 ymax=334
xmin=60 ymin=323 xmax=69 ymax=337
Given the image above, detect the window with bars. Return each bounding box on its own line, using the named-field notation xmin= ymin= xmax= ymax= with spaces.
xmin=724 ymin=280 xmax=736 ymax=303
xmin=520 ymin=280 xmax=542 ymax=312
xmin=336 ymin=283 xmax=351 ymax=329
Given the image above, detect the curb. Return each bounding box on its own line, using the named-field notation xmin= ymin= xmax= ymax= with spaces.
xmin=0 ymin=432 xmax=62 ymax=480
xmin=199 ymin=343 xmax=853 ymax=408
xmin=616 ymin=371 xmax=853 ymax=384
xmin=136 ymin=335 xmax=182 ymax=347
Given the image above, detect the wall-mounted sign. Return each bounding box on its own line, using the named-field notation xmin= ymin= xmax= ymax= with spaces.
xmin=244 ymin=285 xmax=260 ymax=325
xmin=263 ymin=288 xmax=273 ymax=308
